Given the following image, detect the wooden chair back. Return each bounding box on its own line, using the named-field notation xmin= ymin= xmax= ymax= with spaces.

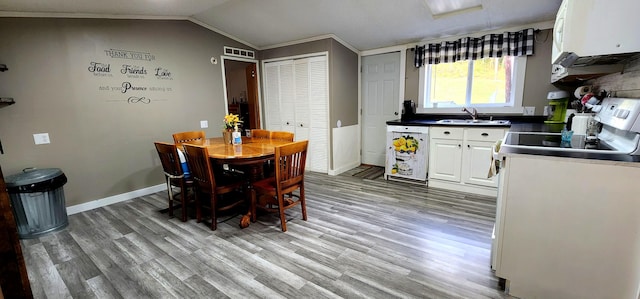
xmin=182 ymin=144 xmax=215 ymax=193
xmin=182 ymin=143 xmax=245 ymax=230
xmin=154 ymin=142 xmax=191 ymax=221
xmin=173 ymin=131 xmax=205 ymax=145
xmin=270 ymin=131 xmax=294 ymax=142
xmin=154 ymin=142 xmax=184 ymax=179
xmin=251 ymin=129 xmax=270 ymax=139
xmin=275 ymin=140 xmax=309 ymax=194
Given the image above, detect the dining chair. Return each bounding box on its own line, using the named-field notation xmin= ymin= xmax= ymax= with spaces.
xmin=270 ymin=131 xmax=294 ymax=142
xmin=183 ymin=144 xmax=246 ymax=230
xmin=250 ymin=140 xmax=308 ymax=232
xmin=154 ymin=142 xmax=194 ymax=222
xmin=172 ymin=131 xmax=205 ymax=145
xmin=251 ymin=129 xmax=270 ymax=139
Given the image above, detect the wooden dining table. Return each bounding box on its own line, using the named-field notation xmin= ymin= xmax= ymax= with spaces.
xmin=181 ymin=137 xmax=291 ymax=228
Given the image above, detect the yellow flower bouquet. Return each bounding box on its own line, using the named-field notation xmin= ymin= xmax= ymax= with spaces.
xmin=223 ymin=113 xmax=242 ymax=131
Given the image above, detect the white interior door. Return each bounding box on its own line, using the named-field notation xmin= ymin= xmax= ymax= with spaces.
xmin=361 ymin=52 xmax=401 ymax=166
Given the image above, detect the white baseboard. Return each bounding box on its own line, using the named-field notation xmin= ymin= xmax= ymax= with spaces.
xmin=328 ymin=160 xmax=361 ymax=176
xmin=66 ymin=183 xmax=166 ymax=215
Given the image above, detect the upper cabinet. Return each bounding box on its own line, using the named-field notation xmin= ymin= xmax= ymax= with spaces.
xmin=551 ymin=0 xmax=640 ymax=83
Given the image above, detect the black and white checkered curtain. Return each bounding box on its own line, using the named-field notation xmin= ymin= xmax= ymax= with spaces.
xmin=414 ymin=28 xmax=535 ymax=67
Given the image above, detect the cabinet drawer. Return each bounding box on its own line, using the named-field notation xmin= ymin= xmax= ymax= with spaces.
xmin=430 ymin=126 xmax=464 ymax=139
xmin=464 ymin=128 xmax=506 ymax=142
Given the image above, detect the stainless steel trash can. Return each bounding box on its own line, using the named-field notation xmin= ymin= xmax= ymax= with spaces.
xmin=5 ymin=168 xmax=68 ymax=239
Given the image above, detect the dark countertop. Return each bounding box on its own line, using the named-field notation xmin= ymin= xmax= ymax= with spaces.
xmin=498 ymin=146 xmax=640 ymax=163
xmin=387 ymin=115 xmax=640 ymax=163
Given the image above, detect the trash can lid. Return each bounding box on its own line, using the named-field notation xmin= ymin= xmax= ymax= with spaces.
xmin=5 ymin=168 xmax=65 ymax=187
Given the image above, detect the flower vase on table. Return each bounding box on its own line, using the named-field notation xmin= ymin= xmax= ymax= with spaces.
xmin=222 ymin=130 xmax=233 ymax=144
xmin=222 ymin=113 xmax=242 ymax=144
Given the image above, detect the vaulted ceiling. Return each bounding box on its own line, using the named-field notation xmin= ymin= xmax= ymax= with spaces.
xmin=0 ymin=0 xmax=562 ymax=51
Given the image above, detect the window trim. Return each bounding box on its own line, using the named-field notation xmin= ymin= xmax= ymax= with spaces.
xmin=418 ymin=56 xmax=527 ymax=114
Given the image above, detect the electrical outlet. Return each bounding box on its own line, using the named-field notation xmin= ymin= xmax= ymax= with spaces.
xmin=33 ymin=133 xmax=50 ymax=145
xmin=200 ymin=120 xmax=208 ymax=128
xmin=523 ymin=106 xmax=535 ymax=115
xmin=543 ymin=106 xmax=550 ymax=116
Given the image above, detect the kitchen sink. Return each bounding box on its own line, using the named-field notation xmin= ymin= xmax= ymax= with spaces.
xmin=436 ymin=119 xmax=511 ymax=126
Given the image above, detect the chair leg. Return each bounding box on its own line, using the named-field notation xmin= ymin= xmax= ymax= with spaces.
xmin=210 ymin=194 xmax=217 ymax=231
xmin=196 ymin=191 xmax=202 ymax=223
xmin=300 ymin=184 xmax=307 ymax=221
xmin=166 ymin=178 xmax=174 ymax=218
xmin=277 ymin=193 xmax=287 ymax=232
xmin=180 ymin=181 xmax=187 ymax=222
xmin=250 ymin=189 xmax=257 ymax=223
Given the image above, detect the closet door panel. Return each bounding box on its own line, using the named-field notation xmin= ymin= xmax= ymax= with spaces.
xmin=279 ymin=62 xmax=296 ymax=133
xmin=264 ymin=62 xmax=282 ymax=131
xmin=307 ymin=56 xmax=328 ymax=172
xmin=294 ymin=59 xmax=310 ymax=141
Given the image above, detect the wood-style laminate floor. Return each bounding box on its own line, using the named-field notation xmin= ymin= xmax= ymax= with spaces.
xmin=21 ymin=170 xmax=511 ymax=299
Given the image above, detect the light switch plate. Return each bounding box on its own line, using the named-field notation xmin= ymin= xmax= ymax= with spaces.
xmin=200 ymin=120 xmax=208 ymax=128
xmin=523 ymin=106 xmax=535 ymax=115
xmin=33 ymin=133 xmax=50 ymax=145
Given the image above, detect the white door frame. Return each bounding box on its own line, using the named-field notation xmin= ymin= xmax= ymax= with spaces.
xmin=220 ymin=55 xmax=261 ymax=126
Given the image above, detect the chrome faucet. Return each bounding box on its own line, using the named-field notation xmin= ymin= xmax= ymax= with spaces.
xmin=462 ymin=107 xmax=478 ymax=120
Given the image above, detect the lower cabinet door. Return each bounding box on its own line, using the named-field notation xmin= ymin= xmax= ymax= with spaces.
xmin=462 ymin=140 xmax=498 ymax=187
xmin=428 ymin=138 xmax=462 ymax=182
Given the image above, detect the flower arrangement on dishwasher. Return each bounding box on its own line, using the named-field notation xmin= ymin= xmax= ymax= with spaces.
xmin=391 ymin=135 xmax=419 ymax=175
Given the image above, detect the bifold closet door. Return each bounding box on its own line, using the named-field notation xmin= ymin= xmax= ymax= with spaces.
xmin=263 ymin=56 xmax=328 ymax=173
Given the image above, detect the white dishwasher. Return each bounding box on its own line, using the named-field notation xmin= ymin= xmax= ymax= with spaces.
xmin=385 ymin=125 xmax=429 ymax=182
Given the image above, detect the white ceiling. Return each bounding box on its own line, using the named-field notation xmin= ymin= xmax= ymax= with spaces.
xmin=0 ymin=0 xmax=562 ymax=51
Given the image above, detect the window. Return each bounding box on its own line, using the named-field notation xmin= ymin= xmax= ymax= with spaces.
xmin=419 ymin=56 xmax=526 ymax=112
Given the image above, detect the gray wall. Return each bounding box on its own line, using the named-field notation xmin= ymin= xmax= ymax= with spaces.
xmin=0 ymin=18 xmax=254 ymax=206
xmin=524 ymin=29 xmax=558 ymax=114
xmin=403 ymin=29 xmax=558 ymax=114
xmin=329 ymin=40 xmax=359 ymax=128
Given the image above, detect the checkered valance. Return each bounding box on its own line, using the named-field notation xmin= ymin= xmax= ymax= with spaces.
xmin=413 ymin=28 xmax=535 ymax=67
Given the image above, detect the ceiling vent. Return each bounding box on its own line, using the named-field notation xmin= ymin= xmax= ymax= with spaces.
xmin=224 ymin=46 xmax=255 ymax=59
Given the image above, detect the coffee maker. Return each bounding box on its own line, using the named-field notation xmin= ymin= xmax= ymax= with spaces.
xmin=401 ymin=100 xmax=417 ymax=120
xmin=544 ymin=91 xmax=569 ymax=132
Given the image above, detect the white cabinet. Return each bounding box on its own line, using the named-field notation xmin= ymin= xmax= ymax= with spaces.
xmin=263 ymin=56 xmax=328 ymax=173
xmin=428 ymin=127 xmax=463 ymax=182
xmin=428 ymin=126 xmax=506 ymax=196
xmin=493 ymin=154 xmax=640 ymax=299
